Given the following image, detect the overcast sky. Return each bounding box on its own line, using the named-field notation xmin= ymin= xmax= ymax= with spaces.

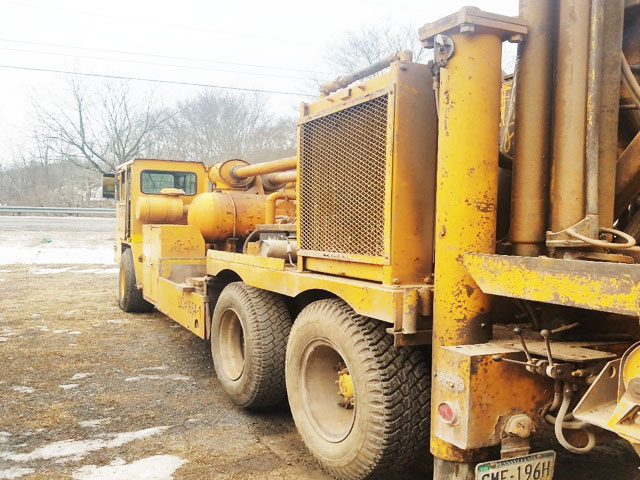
xmin=0 ymin=0 xmax=517 ymax=164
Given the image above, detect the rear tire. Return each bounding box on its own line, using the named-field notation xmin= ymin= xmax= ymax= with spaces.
xmin=211 ymin=282 xmax=291 ymax=409
xmin=285 ymin=299 xmax=431 ymax=480
xmin=118 ymin=248 xmax=153 ymax=313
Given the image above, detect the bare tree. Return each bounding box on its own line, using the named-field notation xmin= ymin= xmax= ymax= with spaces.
xmin=304 ymin=21 xmax=429 ymax=94
xmin=148 ymin=91 xmax=296 ymax=164
xmin=326 ymin=21 xmax=426 ymax=74
xmin=31 ymin=75 xmax=170 ymax=174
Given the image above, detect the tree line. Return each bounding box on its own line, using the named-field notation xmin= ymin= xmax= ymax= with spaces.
xmin=0 ymin=22 xmax=424 ymax=207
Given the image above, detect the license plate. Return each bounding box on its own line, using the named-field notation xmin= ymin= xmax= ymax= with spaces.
xmin=475 ymin=450 xmax=556 ymax=480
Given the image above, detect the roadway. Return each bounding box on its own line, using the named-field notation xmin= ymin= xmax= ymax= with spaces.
xmin=0 ymin=215 xmax=115 ymax=232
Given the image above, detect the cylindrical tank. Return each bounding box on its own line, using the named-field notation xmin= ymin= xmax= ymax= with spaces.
xmin=136 ymin=196 xmax=185 ymax=223
xmin=187 ymin=192 xmax=267 ymax=241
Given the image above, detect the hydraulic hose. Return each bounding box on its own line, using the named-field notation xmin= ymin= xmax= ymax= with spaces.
xmin=552 ymin=385 xmax=596 ymax=454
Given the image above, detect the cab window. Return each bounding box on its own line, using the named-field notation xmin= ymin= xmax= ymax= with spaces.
xmin=140 ymin=170 xmax=197 ymax=195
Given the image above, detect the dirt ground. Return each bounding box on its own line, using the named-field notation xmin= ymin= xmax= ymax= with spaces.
xmin=0 ymin=247 xmax=639 ymax=478
xmin=0 ymin=266 xmax=332 ymax=480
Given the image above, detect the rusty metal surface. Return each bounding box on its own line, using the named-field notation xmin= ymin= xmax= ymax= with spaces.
xmin=491 ymin=339 xmax=618 ymax=362
xmin=427 ymin=22 xmax=506 ymax=467
xmin=298 ymin=94 xmax=388 ymax=258
xmin=418 ymin=6 xmax=527 ymax=46
xmin=574 ymin=359 xmax=621 ymax=429
xmin=615 ymin=130 xmax=640 ymax=219
xmin=509 ymin=0 xmax=554 ymax=256
xmin=550 ymin=0 xmax=590 ymax=232
xmin=584 ymin=0 xmax=605 ymax=220
xmin=319 ymin=50 xmax=411 ymax=95
xmin=435 ymin=344 xmax=553 ymax=450
xmin=598 ymin=0 xmax=625 ymax=228
xmin=464 ymin=252 xmax=640 ymax=316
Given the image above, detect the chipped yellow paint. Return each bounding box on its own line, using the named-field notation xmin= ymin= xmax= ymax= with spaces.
xmin=207 ymin=250 xmax=413 ymax=326
xmin=430 ymin=31 xmax=503 ymax=463
xmin=464 ymin=253 xmax=640 ymax=316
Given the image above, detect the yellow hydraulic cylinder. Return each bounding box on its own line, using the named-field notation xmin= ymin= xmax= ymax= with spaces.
xmin=430 ymin=30 xmax=504 ymax=478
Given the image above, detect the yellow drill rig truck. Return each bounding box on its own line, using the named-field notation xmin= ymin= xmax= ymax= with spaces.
xmin=110 ymin=1 xmax=640 ymax=478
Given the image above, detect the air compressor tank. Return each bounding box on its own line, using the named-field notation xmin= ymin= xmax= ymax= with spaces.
xmin=187 ymin=192 xmax=267 ymax=242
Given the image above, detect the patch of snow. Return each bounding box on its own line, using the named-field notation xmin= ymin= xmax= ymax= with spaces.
xmin=0 ymin=279 xmax=5 ymax=282
xmin=72 ymin=455 xmax=187 ymax=480
xmin=72 ymin=373 xmax=92 ymax=380
xmin=0 ymin=467 xmax=35 ymax=479
xmin=30 ymin=267 xmax=77 ymax=275
xmin=109 ymin=458 xmax=126 ymax=466
xmin=53 ymin=330 xmax=68 ymax=334
xmin=78 ymin=419 xmax=106 ymax=429
xmin=0 ymin=338 xmax=8 ymax=342
xmin=67 ymin=331 xmax=81 ymax=335
xmin=124 ymin=374 xmax=190 ymax=382
xmin=31 ymin=314 xmax=41 ymax=318
xmin=0 ymin=269 xmax=11 ymax=273
xmin=0 ymin=426 xmax=170 ymax=462
xmin=33 ymin=325 xmax=48 ymax=331
xmin=0 ymin=245 xmax=114 ymax=266
xmin=0 ymin=433 xmax=10 ymax=443
xmin=106 ymin=319 xmax=126 ymax=324
xmin=59 ymin=384 xmax=78 ymax=390
xmin=11 ymin=386 xmax=33 ymax=394
xmin=69 ymin=344 xmax=77 ymax=347
xmin=141 ymin=365 xmax=168 ymax=371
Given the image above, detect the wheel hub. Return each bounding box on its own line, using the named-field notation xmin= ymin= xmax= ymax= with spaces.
xmin=337 ymin=366 xmax=354 ymax=409
xmin=300 ymin=339 xmax=356 ymax=443
xmin=218 ymin=308 xmax=245 ymax=381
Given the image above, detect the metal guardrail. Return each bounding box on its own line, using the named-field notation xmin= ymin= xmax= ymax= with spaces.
xmin=0 ymin=206 xmax=116 ymax=216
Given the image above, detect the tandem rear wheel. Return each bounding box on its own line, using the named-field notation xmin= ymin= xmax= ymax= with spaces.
xmin=285 ymin=299 xmax=431 ymax=480
xmin=210 ymin=282 xmax=292 ymax=409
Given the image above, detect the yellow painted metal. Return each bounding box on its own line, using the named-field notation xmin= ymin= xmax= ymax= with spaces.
xmin=338 ymin=371 xmax=354 ymax=400
xmin=607 ymin=344 xmax=640 ymax=448
xmin=208 ymin=157 xmax=297 ymax=188
xmin=429 ymin=32 xmax=502 ymax=464
xmin=265 ymin=191 xmax=296 ymax=224
xmin=622 ymin=344 xmax=640 ymax=390
xmin=187 ymin=192 xmax=267 ymax=242
xmin=154 ymin=277 xmax=207 ymax=338
xmin=435 ymin=344 xmax=552 ymax=450
xmin=303 ymin=257 xmax=383 ymax=283
xmin=464 ymin=253 xmax=640 ymax=317
xmin=139 ymin=224 xmax=207 ymax=338
xmin=136 ymin=195 xmax=185 ymax=224
xmin=263 ymin=170 xmax=297 ymax=189
xmin=234 ymin=156 xmax=297 ymax=178
xmin=117 ymin=158 xmax=208 ymax=242
xmin=207 ymin=250 xmax=415 ymax=326
xmin=297 ymin=61 xmax=437 ymax=285
xmin=143 ymin=224 xmax=205 ymax=261
xmin=115 ymin=158 xmax=208 ymax=281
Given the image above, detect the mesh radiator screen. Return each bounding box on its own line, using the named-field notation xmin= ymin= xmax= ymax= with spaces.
xmin=299 ymin=94 xmax=389 ymax=257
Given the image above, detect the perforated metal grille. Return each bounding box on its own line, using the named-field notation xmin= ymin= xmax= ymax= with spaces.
xmin=299 ymin=94 xmax=389 ymax=257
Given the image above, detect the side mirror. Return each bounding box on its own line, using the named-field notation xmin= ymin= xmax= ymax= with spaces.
xmin=102 ymin=173 xmax=115 ymax=199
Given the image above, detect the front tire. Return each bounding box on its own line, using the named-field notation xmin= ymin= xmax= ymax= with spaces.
xmin=285 ymin=299 xmax=431 ymax=480
xmin=211 ymin=282 xmax=291 ymax=409
xmin=118 ymin=248 xmax=153 ymax=313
